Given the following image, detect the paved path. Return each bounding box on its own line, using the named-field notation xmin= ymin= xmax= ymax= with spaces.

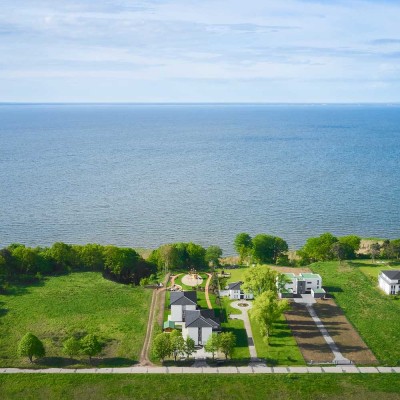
xmin=1 ymin=366 xmax=399 ymax=374
xmin=230 ymin=301 xmax=258 ymax=360
xmin=204 ymin=273 xmax=213 ymax=309
xmin=306 ymin=304 xmax=350 ymax=364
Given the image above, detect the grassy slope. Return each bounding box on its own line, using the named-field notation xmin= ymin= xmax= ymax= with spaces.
xmin=310 ymin=261 xmax=400 ymax=365
xmin=0 ymin=272 xmax=152 ymax=367
xmin=1 ymin=374 xmax=400 ymax=400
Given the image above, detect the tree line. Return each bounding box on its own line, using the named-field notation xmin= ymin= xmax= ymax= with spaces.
xmin=0 ymin=242 xmax=156 ymax=290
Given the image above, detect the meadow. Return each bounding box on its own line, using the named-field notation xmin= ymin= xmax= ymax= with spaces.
xmin=0 ymin=272 xmax=152 ymax=367
xmin=1 ymin=374 xmax=400 ymax=400
xmin=311 ymin=261 xmax=400 ymax=365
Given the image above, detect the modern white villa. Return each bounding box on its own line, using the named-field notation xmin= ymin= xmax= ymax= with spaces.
xmin=279 ymin=272 xmax=326 ymax=299
xmin=378 ymin=270 xmax=400 ymax=295
xmin=219 ymin=281 xmax=254 ymax=300
xmin=166 ymin=291 xmax=220 ymax=345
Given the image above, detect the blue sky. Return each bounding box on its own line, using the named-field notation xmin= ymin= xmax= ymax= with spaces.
xmin=1 ymin=0 xmax=400 ymax=102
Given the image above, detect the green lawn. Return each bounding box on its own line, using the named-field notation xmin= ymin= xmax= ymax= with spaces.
xmin=217 ymin=267 xmax=250 ymax=284
xmin=1 ymin=374 xmax=400 ymax=400
xmin=350 ymin=259 xmax=400 ymax=279
xmin=250 ymin=313 xmax=305 ymax=366
xmin=311 ymin=261 xmax=400 ymax=365
xmin=0 ymin=272 xmax=152 ymax=368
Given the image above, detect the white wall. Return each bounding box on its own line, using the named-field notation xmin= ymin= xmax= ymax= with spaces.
xmin=171 ymin=304 xmax=183 ymax=322
xmin=201 ymin=327 xmax=212 ymax=345
xmin=379 ymin=275 xmax=400 ymax=295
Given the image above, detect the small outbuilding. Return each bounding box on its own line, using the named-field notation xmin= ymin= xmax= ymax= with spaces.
xmin=378 ymin=270 xmax=400 ymax=295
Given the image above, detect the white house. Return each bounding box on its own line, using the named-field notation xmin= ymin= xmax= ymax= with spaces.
xmin=378 ymin=270 xmax=400 ymax=295
xmin=219 ymin=281 xmax=254 ymax=300
xmin=169 ymin=291 xmax=197 ymax=322
xmin=181 ymin=309 xmax=220 ymax=346
xmin=279 ymin=273 xmax=325 ymax=299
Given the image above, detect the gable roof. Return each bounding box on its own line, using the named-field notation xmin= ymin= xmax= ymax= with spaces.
xmin=170 ymin=291 xmax=197 ymax=306
xmin=185 ymin=310 xmax=220 ymax=329
xmin=381 ymin=270 xmax=400 ymax=280
xmin=228 ymin=281 xmax=242 ymax=291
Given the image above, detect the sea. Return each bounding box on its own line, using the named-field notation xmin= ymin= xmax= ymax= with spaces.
xmin=0 ymin=104 xmax=399 ymax=254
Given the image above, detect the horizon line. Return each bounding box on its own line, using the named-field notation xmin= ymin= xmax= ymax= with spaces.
xmin=1 ymin=102 xmax=400 ymax=106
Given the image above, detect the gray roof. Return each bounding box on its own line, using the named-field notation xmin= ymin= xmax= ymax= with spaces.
xmin=170 ymin=291 xmax=197 ymax=306
xmin=381 ymin=270 xmax=400 ymax=280
xmin=228 ymin=281 xmax=242 ymax=291
xmin=185 ymin=310 xmax=220 ymax=329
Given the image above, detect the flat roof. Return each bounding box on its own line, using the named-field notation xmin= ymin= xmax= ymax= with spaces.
xmin=300 ymin=273 xmax=321 ymax=279
xmin=312 ymin=288 xmax=326 ymax=293
xmin=284 ymin=273 xmax=296 ymax=278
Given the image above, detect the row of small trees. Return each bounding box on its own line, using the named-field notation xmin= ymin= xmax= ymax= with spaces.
xmin=149 ymin=242 xmax=223 ymax=274
xmin=0 ymin=242 xmax=156 ymax=289
xmin=17 ymin=332 xmax=103 ymax=364
xmin=152 ymin=330 xmax=236 ymax=362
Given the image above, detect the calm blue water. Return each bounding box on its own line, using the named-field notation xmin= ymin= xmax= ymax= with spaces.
xmin=0 ymin=104 xmax=399 ymax=254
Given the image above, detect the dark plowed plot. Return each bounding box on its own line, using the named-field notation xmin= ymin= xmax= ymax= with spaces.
xmin=314 ymin=299 xmax=377 ymax=364
xmin=285 ymin=302 xmax=334 ymax=363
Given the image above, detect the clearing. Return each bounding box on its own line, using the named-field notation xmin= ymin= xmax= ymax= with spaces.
xmin=0 ymin=272 xmax=152 ymax=368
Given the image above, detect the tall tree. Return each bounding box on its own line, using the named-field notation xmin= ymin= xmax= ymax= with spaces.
xmin=184 ymin=337 xmax=196 ymax=360
xmin=170 ymin=330 xmax=185 ymax=362
xmin=331 ymin=242 xmax=346 ymax=264
xmin=17 ymin=333 xmax=45 ymax=363
xmin=158 ymin=244 xmax=180 ymax=274
xmin=234 ymin=233 xmax=253 ymax=264
xmin=218 ymin=332 xmax=236 ymax=359
xmin=152 ymin=332 xmax=171 ymax=362
xmin=242 ymin=265 xmax=279 ymax=297
xmin=252 ymin=234 xmax=288 ymax=264
xmin=186 ymin=242 xmax=206 ymax=270
xmin=370 ymin=243 xmax=381 ymax=263
xmin=298 ymin=233 xmax=338 ymax=262
xmin=205 ymin=246 xmax=223 ymax=268
xmin=251 ymin=291 xmax=289 ymax=344
xmin=338 ymin=235 xmax=361 ymax=258
xmin=204 ymin=333 xmax=220 ymax=360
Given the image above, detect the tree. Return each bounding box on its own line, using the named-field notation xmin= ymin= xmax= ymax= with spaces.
xmin=80 ymin=334 xmax=102 ymax=364
xmin=170 ymin=330 xmax=185 ymax=362
xmin=205 ymin=246 xmax=223 ymax=268
xmin=242 ymin=265 xmax=279 ymax=297
xmin=158 ymin=244 xmax=180 ymax=274
xmin=74 ymin=244 xmax=105 ymax=271
xmin=234 ymin=233 xmax=253 ymax=264
xmin=382 ymin=239 xmax=400 ymax=260
xmin=218 ymin=332 xmax=236 ymax=359
xmin=370 ymin=243 xmax=381 ymax=263
xmin=63 ymin=337 xmax=81 ymax=358
xmin=186 ymin=242 xmax=207 ymax=270
xmin=250 ymin=291 xmax=289 ymax=344
xmin=338 ymin=235 xmax=361 ymax=258
xmin=204 ymin=333 xmax=220 ymax=360
xmin=17 ymin=333 xmax=45 ymax=363
xmin=184 ymin=337 xmax=196 ymax=360
xmin=331 ymin=242 xmax=346 ymax=264
xmin=252 ymin=234 xmax=288 ymax=264
xmin=152 ymin=332 xmax=171 ymax=362
xmin=298 ymin=233 xmax=338 ymax=262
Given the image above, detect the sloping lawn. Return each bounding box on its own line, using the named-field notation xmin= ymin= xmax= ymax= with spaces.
xmin=311 ymin=261 xmax=400 ymax=365
xmin=0 ymin=272 xmax=152 ymax=367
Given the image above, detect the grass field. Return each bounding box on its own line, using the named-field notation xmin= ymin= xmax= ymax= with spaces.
xmin=0 ymin=272 xmax=152 ymax=368
xmin=249 ymin=313 xmax=305 ymax=366
xmin=311 ymin=261 xmax=400 ymax=365
xmin=351 ymin=259 xmax=400 ymax=279
xmin=1 ymin=374 xmax=400 ymax=400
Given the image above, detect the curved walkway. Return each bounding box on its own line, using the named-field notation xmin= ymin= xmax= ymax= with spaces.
xmin=204 ymin=273 xmax=213 ymax=309
xmin=230 ymin=301 xmax=258 ymax=360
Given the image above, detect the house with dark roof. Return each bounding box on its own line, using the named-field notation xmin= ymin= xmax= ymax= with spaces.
xmin=219 ymin=281 xmax=254 ymax=300
xmin=378 ymin=270 xmax=400 ymax=295
xmin=182 ymin=309 xmax=220 ymax=345
xmin=169 ymin=291 xmax=197 ymax=322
